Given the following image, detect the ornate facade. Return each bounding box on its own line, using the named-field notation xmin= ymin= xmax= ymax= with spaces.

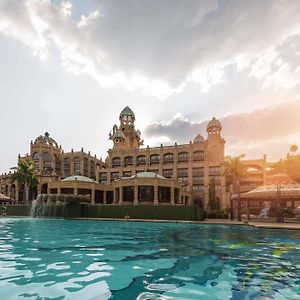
xmin=0 ymin=106 xmax=268 ymax=208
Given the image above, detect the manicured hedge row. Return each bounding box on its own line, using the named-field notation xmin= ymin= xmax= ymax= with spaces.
xmin=4 ymin=204 xmax=206 ymax=221
xmin=87 ymin=205 xmax=205 ymax=221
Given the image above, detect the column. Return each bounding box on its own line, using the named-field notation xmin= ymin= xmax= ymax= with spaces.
xmin=25 ymin=187 xmax=29 ymax=204
xmin=170 ymin=186 xmax=175 ymax=205
xmin=113 ymin=189 xmax=117 ymax=203
xmin=134 ymin=186 xmax=138 ymax=205
xmin=119 ymin=186 xmax=123 ymax=204
xmin=15 ymin=188 xmax=19 ymax=204
xmin=91 ymin=189 xmax=95 ymax=205
xmin=154 ymin=185 xmax=158 ymax=205
xmin=37 ymin=185 xmax=42 ymax=196
xmin=178 ymin=189 xmax=182 ymax=204
xmin=103 ymin=190 xmax=107 ymax=204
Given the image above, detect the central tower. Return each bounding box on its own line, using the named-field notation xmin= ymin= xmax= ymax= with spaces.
xmin=109 ymin=106 xmax=143 ymax=150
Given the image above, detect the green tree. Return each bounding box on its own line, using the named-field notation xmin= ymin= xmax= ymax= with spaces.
xmin=273 ymin=154 xmax=300 ymax=183
xmin=11 ymin=159 xmax=39 ymax=204
xmin=208 ymin=177 xmax=219 ymax=211
xmin=290 ymin=144 xmax=298 ymax=155
xmin=222 ymin=154 xmax=248 ymax=221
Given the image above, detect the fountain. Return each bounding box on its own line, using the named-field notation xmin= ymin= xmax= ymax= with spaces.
xmin=31 ymin=194 xmax=90 ymax=218
xmin=258 ymin=202 xmax=270 ymax=218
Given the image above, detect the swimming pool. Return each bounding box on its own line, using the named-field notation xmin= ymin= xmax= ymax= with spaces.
xmin=0 ymin=218 xmax=299 ymax=299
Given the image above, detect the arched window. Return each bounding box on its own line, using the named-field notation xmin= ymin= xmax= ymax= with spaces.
xmin=137 ymin=155 xmax=146 ymax=165
xmin=178 ymin=151 xmax=189 ymax=162
xmin=163 ymin=153 xmax=173 ymax=163
xmin=42 ymin=152 xmax=52 ymax=173
xmin=193 ymin=150 xmax=204 ymax=161
xmin=150 ymin=154 xmax=160 ymax=165
xmin=33 ymin=152 xmax=39 ymax=165
xmin=112 ymin=157 xmax=121 ymax=167
xmin=124 ymin=156 xmax=133 ymax=166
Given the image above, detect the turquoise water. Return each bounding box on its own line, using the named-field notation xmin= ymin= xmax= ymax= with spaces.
xmin=0 ymin=218 xmax=299 ymax=300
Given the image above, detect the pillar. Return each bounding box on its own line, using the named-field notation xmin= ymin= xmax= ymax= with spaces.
xmin=91 ymin=189 xmax=95 ymax=205
xmin=113 ymin=189 xmax=117 ymax=203
xmin=119 ymin=186 xmax=123 ymax=204
xmin=57 ymin=186 xmax=61 ymax=195
xmin=15 ymin=188 xmax=19 ymax=204
xmin=154 ymin=185 xmax=158 ymax=205
xmin=170 ymin=186 xmax=175 ymax=205
xmin=37 ymin=185 xmax=42 ymax=196
xmin=103 ymin=190 xmax=107 ymax=204
xmin=178 ymin=189 xmax=182 ymax=204
xmin=25 ymin=187 xmax=29 ymax=204
xmin=134 ymin=186 xmax=138 ymax=205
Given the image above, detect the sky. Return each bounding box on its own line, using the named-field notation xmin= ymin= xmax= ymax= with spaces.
xmin=0 ymin=0 xmax=300 ymax=173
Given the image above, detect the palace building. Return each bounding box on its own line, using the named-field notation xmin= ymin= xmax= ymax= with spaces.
xmin=0 ymin=106 xmax=268 ymax=208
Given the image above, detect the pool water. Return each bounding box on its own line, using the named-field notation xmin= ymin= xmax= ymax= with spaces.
xmin=0 ymin=218 xmax=299 ymax=300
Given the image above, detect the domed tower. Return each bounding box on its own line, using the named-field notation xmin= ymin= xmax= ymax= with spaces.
xmin=30 ymin=132 xmax=62 ymax=176
xmin=206 ymin=117 xmax=225 ymax=162
xmin=109 ymin=106 xmax=143 ymax=150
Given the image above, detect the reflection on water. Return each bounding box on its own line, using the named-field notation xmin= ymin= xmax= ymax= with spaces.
xmin=0 ymin=218 xmax=299 ymax=300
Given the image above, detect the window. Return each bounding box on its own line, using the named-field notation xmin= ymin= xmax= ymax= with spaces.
xmin=192 ymin=185 xmax=204 ymax=192
xmin=178 ymin=168 xmax=188 ymax=177
xmin=43 ymin=152 xmax=52 ymax=173
xmin=209 ymin=166 xmax=221 ymax=176
xmin=99 ymin=172 xmax=107 ymax=184
xmin=178 ymin=177 xmax=189 ymax=184
xmin=124 ymin=156 xmax=133 ymax=166
xmin=74 ymin=157 xmax=81 ymax=175
xmin=193 ymin=176 xmax=204 ymax=184
xmin=150 ymin=154 xmax=160 ymax=165
xmin=193 ymin=167 xmax=204 ymax=176
xmin=123 ymin=171 xmax=132 ymax=177
xmin=111 ymin=172 xmax=119 ymax=181
xmin=64 ymin=157 xmax=70 ymax=177
xmin=163 ymin=153 xmax=173 ymax=163
xmin=193 ymin=150 xmax=204 ymax=161
xmin=33 ymin=152 xmax=39 ymax=165
xmin=163 ymin=169 xmax=173 ymax=178
xmin=137 ymin=155 xmax=146 ymax=165
xmin=178 ymin=151 xmax=189 ymax=162
xmin=112 ymin=157 xmax=121 ymax=167
xmin=83 ymin=157 xmax=88 ymax=176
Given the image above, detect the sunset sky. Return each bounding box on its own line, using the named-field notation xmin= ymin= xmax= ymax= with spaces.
xmin=1 ymin=0 xmax=300 ymax=173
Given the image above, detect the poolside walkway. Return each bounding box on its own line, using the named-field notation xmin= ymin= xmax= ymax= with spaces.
xmin=202 ymin=218 xmax=300 ymax=230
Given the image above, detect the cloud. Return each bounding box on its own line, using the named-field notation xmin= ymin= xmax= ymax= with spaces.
xmin=0 ymin=0 xmax=300 ymax=98
xmin=144 ymin=101 xmax=300 ymax=160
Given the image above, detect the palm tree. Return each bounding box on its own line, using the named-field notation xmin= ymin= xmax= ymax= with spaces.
xmin=222 ymin=154 xmax=248 ymax=221
xmin=290 ymin=144 xmax=298 ymax=155
xmin=11 ymin=159 xmax=39 ymax=204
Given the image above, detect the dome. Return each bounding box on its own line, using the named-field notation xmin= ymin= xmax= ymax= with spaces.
xmin=34 ymin=132 xmax=58 ymax=148
xmin=130 ymin=172 xmax=166 ymax=180
xmin=62 ymin=175 xmax=97 ymax=183
xmin=193 ymin=134 xmax=205 ymax=143
xmin=207 ymin=117 xmax=222 ymax=133
xmin=119 ymin=106 xmax=135 ymax=119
